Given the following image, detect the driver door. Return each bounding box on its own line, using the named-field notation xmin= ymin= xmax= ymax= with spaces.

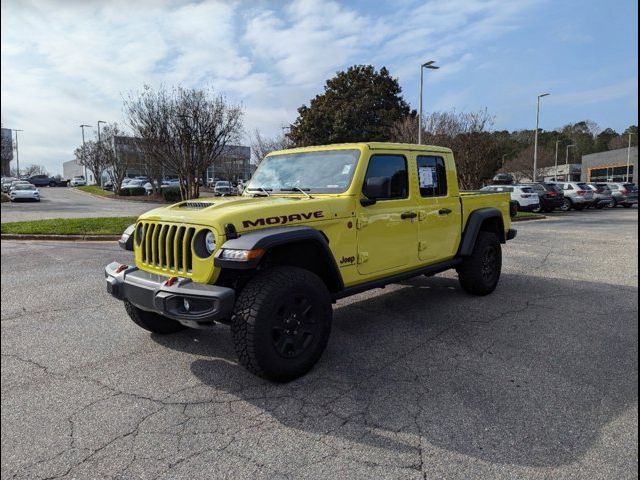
xmin=356 ymin=153 xmax=418 ymax=276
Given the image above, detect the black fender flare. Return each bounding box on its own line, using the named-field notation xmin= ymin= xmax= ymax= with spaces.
xmin=214 ymin=226 xmax=344 ymax=289
xmin=458 ymin=208 xmax=505 ymax=257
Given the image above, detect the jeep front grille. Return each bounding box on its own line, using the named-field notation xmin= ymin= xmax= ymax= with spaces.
xmin=138 ymin=222 xmax=195 ymax=274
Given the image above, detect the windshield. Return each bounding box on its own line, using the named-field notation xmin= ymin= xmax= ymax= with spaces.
xmin=15 ymin=184 xmax=35 ymax=190
xmin=248 ymin=149 xmax=360 ymax=194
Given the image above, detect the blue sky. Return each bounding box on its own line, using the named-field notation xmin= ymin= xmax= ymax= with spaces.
xmin=1 ymin=0 xmax=638 ymax=174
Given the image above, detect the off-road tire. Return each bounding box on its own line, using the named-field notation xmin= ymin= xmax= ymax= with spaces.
xmin=457 ymin=231 xmax=502 ymax=296
xmin=124 ymin=301 xmax=187 ymax=334
xmin=231 ymin=266 xmax=333 ymax=382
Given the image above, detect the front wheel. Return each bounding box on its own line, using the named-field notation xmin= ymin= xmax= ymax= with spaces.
xmin=457 ymin=231 xmax=502 ymax=296
xmin=231 ymin=266 xmax=333 ymax=382
xmin=124 ymin=301 xmax=187 ymax=334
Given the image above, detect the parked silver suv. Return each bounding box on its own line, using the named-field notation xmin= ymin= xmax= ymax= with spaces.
xmin=587 ymin=183 xmax=614 ymax=209
xmin=606 ymin=183 xmax=638 ymax=208
xmin=557 ymin=182 xmax=595 ymax=211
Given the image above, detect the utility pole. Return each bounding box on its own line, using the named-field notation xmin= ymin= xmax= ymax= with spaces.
xmin=13 ymin=129 xmax=23 ymax=177
xmin=418 ymin=60 xmax=439 ymax=144
xmin=626 ymin=132 xmax=635 ymax=183
xmin=565 ymin=144 xmax=576 ymax=181
xmin=97 ymin=120 xmax=106 ymax=187
xmin=533 ymin=92 xmax=550 ymax=181
xmin=554 ymin=140 xmax=561 ymax=181
xmin=79 ymin=124 xmax=92 ymax=181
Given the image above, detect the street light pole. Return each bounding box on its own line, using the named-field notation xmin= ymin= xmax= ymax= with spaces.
xmin=554 ymin=140 xmax=561 ymax=181
xmin=533 ymin=92 xmax=550 ymax=182
xmin=79 ymin=124 xmax=92 ymax=181
xmin=418 ymin=60 xmax=439 ymax=144
xmin=565 ymin=144 xmax=576 ymax=181
xmin=626 ymin=132 xmax=635 ymax=183
xmin=12 ymin=129 xmax=23 ymax=177
xmin=97 ymin=120 xmax=106 ymax=187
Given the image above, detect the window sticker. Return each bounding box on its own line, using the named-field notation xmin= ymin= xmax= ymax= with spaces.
xmin=419 ymin=166 xmax=436 ymax=188
xmin=341 ymin=164 xmax=352 ymax=175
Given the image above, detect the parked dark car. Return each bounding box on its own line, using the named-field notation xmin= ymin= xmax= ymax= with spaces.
xmin=521 ymin=182 xmax=565 ymax=213
xmin=28 ymin=175 xmax=58 ymax=187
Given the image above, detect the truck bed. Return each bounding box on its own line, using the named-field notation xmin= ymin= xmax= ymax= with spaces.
xmin=459 ymin=191 xmax=512 ymax=230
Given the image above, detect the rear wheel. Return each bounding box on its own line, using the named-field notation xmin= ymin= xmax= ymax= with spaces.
xmin=49 ymin=181 xmax=56 ymax=187
xmin=560 ymin=198 xmax=572 ymax=212
xmin=231 ymin=266 xmax=332 ymax=382
xmin=623 ymin=203 xmax=633 ymax=208
xmin=457 ymin=231 xmax=502 ymax=296
xmin=124 ymin=301 xmax=187 ymax=334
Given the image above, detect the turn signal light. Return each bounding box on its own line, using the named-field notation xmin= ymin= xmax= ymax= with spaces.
xmin=115 ymin=264 xmax=129 ymax=273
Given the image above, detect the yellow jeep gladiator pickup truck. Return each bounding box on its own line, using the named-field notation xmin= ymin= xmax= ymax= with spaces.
xmin=106 ymin=142 xmax=517 ymax=381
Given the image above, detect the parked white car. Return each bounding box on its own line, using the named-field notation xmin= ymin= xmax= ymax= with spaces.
xmin=213 ymin=180 xmax=233 ymax=196
xmin=119 ymin=179 xmax=153 ymax=195
xmin=69 ymin=176 xmax=87 ymax=187
xmin=9 ymin=183 xmax=40 ymax=202
xmin=480 ymin=185 xmax=540 ymax=212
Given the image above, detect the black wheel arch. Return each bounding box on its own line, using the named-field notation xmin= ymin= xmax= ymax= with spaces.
xmin=458 ymin=208 xmax=506 ymax=257
xmin=215 ymin=226 xmax=344 ymax=293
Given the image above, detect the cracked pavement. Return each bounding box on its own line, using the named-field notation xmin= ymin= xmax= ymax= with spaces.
xmin=1 ymin=208 xmax=638 ymax=479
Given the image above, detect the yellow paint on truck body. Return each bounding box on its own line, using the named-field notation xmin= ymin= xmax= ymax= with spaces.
xmin=134 ymin=143 xmax=511 ymax=288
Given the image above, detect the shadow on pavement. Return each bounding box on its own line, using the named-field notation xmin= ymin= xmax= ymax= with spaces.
xmin=152 ymin=273 xmax=638 ymax=468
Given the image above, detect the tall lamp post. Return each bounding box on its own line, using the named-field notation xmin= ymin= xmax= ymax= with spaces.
xmin=533 ymin=92 xmax=550 ymax=181
xmin=626 ymin=132 xmax=635 ymax=183
xmin=12 ymin=129 xmax=23 ymax=177
xmin=79 ymin=124 xmax=92 ymax=181
xmin=554 ymin=140 xmax=561 ymax=181
xmin=97 ymin=120 xmax=106 ymax=186
xmin=418 ymin=60 xmax=439 ymax=144
xmin=565 ymin=144 xmax=576 ymax=181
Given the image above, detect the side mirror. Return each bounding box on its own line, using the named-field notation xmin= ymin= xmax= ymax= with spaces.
xmin=361 ymin=176 xmax=390 ymax=206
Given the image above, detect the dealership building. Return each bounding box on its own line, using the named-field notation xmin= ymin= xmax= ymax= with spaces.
xmin=580 ymin=146 xmax=637 ymax=184
xmin=63 ymin=136 xmax=251 ymax=184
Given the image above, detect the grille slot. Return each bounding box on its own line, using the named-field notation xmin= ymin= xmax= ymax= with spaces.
xmin=179 ymin=202 xmax=213 ymax=209
xmin=138 ymin=222 xmax=195 ymax=274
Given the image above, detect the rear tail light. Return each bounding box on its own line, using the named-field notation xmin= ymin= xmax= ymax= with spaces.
xmin=620 ymin=189 xmax=628 ymax=195
xmin=547 ymin=192 xmax=557 ymax=197
xmin=576 ymin=190 xmax=586 ymax=196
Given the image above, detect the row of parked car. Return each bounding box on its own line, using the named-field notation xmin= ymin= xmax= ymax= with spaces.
xmin=1 ymin=178 xmax=42 ymax=202
xmin=481 ymin=182 xmax=638 ymax=212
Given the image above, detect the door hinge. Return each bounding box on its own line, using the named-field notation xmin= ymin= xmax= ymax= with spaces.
xmin=418 ymin=241 xmax=428 ymax=252
xmin=357 ymin=252 xmax=369 ymax=264
xmin=356 ymin=216 xmax=369 ymax=229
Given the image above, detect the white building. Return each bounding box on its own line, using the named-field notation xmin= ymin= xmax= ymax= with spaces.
xmin=62 ymin=159 xmax=95 ymax=184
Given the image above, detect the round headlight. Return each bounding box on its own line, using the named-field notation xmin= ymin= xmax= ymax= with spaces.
xmin=205 ymin=230 xmax=216 ymax=254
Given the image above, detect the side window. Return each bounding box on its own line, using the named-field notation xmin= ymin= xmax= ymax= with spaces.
xmin=416 ymin=155 xmax=447 ymax=197
xmin=362 ymin=154 xmax=408 ymax=200
xmin=564 ymin=184 xmax=573 ymax=190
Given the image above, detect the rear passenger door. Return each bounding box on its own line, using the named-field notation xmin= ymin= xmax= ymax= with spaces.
xmin=414 ymin=154 xmax=462 ymax=263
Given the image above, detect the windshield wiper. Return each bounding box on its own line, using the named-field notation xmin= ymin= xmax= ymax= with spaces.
xmin=279 ymin=187 xmax=313 ymax=198
xmin=246 ymin=187 xmax=272 ymax=197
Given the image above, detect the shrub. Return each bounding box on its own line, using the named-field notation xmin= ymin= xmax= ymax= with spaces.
xmin=1 ymin=193 xmax=10 ymax=203
xmin=119 ymin=187 xmax=146 ymax=197
xmin=162 ymin=187 xmax=182 ymax=203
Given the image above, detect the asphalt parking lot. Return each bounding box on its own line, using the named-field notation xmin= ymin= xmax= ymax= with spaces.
xmin=1 ymin=188 xmax=163 ymax=223
xmin=1 ymin=209 xmax=637 ymax=479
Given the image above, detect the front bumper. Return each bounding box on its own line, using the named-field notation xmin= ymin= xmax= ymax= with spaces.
xmin=105 ymin=262 xmax=235 ymax=328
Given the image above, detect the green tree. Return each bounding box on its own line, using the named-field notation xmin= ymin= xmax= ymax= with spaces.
xmin=288 ymin=65 xmax=413 ymax=146
xmin=594 ymin=128 xmax=618 ymax=152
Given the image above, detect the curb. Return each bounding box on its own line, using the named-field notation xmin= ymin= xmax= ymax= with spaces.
xmin=512 ymin=215 xmax=547 ymax=222
xmin=1 ymin=234 xmax=119 ymax=241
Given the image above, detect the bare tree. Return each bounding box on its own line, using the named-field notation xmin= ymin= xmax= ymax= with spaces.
xmin=100 ymin=123 xmax=131 ymax=194
xmin=74 ymin=141 xmax=105 ymax=185
xmin=20 ymin=164 xmax=49 ymax=177
xmin=250 ymin=129 xmax=292 ymax=165
xmin=124 ymin=85 xmax=244 ymax=200
xmin=392 ymin=109 xmax=504 ymax=189
xmin=1 ymin=128 xmax=13 ymax=176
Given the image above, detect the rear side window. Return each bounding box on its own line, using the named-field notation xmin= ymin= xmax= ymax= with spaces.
xmin=416 ymin=155 xmax=447 ymax=197
xmin=624 ymin=184 xmax=638 ymax=192
xmin=577 ymin=183 xmax=590 ymax=190
xmin=363 ymin=154 xmax=408 ymax=200
xmin=520 ymin=187 xmax=535 ymax=193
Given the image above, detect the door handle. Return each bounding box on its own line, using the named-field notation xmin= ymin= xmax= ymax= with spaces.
xmin=438 ymin=208 xmax=452 ymax=215
xmin=401 ymin=211 xmax=418 ymax=220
